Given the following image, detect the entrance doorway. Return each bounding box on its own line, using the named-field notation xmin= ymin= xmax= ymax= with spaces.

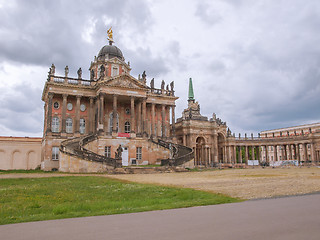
xmin=196 ymin=137 xmax=205 ymax=166
xmin=122 ymin=147 xmax=129 ymax=166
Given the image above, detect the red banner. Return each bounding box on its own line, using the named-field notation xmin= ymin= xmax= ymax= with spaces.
xmin=118 ymin=133 xmax=130 ymax=137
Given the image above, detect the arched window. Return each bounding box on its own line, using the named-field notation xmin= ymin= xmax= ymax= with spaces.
xmin=66 ymin=118 xmax=73 ymax=133
xmin=52 ymin=117 xmax=60 ymax=132
xmin=80 ymin=119 xmax=85 ymax=134
xmin=124 ymin=121 xmax=131 ymax=133
xmin=109 ymin=112 xmax=119 ymax=133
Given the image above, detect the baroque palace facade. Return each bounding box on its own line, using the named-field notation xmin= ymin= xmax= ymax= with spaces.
xmin=0 ymin=32 xmax=320 ymax=171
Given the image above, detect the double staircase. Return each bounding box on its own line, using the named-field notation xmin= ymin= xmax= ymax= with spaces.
xmin=59 ymin=134 xmax=194 ymax=168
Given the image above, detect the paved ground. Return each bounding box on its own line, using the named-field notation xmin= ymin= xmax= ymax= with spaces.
xmin=1 ymin=193 xmax=319 ymax=240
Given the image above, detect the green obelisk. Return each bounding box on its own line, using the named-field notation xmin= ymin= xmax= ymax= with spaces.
xmin=188 ymin=78 xmax=194 ymax=101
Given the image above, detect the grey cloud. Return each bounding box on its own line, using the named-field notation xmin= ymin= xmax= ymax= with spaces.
xmin=0 ymin=0 xmax=153 ymax=71
xmin=195 ymin=2 xmax=222 ymax=26
xmin=124 ymin=47 xmax=169 ymax=80
xmin=0 ymin=83 xmax=43 ymax=134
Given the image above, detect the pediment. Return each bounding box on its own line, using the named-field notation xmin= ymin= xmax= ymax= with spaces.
xmin=105 ymin=75 xmax=147 ymax=89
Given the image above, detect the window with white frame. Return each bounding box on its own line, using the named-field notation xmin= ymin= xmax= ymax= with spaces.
xmin=112 ymin=67 xmax=119 ymax=77
xmin=52 ymin=117 xmax=60 ymax=133
xmin=66 ymin=118 xmax=73 ymax=133
xmin=136 ymin=147 xmax=142 ymax=160
xmin=124 ymin=121 xmax=130 ymax=133
xmin=52 ymin=147 xmax=59 ymax=161
xmin=105 ymin=146 xmax=111 ymax=158
xmin=80 ymin=118 xmax=85 ymax=134
xmin=109 ymin=112 xmax=119 ymax=133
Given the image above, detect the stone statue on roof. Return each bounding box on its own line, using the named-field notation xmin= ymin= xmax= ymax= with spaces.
xmin=50 ymin=64 xmax=55 ymax=75
xmin=150 ymin=78 xmax=154 ymax=89
xmin=77 ymin=68 xmax=82 ymax=79
xmin=170 ymin=81 xmax=174 ymax=91
xmin=161 ymin=80 xmax=165 ymax=90
xmin=65 ymin=65 xmax=69 ymax=77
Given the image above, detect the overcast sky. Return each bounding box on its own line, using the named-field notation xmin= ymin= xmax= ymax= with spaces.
xmin=0 ymin=0 xmax=319 ymax=137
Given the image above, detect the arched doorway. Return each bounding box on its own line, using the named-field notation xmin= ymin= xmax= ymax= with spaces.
xmin=196 ymin=137 xmax=205 ymax=166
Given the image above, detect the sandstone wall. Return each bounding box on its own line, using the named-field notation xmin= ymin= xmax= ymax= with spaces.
xmin=0 ymin=137 xmax=42 ymax=170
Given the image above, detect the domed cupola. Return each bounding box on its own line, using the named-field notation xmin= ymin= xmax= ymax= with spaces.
xmin=97 ymin=27 xmax=124 ymax=61
xmin=97 ymin=44 xmax=124 ymax=61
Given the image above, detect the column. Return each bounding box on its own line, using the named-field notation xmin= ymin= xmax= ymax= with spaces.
xmin=161 ymin=105 xmax=165 ymax=138
xmin=166 ymin=107 xmax=170 ymax=137
xmin=213 ymin=132 xmax=218 ymax=163
xmin=265 ymin=145 xmax=268 ymax=163
xmin=208 ymin=147 xmax=212 ymax=166
xmin=295 ymin=144 xmax=300 ymax=163
xmin=75 ymin=95 xmax=81 ymax=133
xmin=251 ymin=146 xmax=255 ymax=160
xmin=151 ymin=103 xmax=155 ymax=136
xmin=131 ymin=97 xmax=135 ymax=133
xmin=137 ymin=100 xmax=142 ymax=134
xmin=303 ymin=143 xmax=307 ymax=163
xmin=183 ymin=134 xmax=187 ymax=146
xmin=239 ymin=146 xmax=242 ymax=164
xmin=142 ymin=98 xmax=147 ymax=136
xmin=89 ymin=97 xmax=94 ymax=134
xmin=112 ymin=95 xmax=117 ymax=133
xmin=97 ymin=95 xmax=101 ymax=131
xmin=46 ymin=93 xmax=53 ymax=133
xmin=245 ymin=146 xmax=248 ymax=164
xmin=233 ymin=146 xmax=237 ymax=164
xmin=171 ymin=105 xmax=176 ymax=136
xmin=310 ymin=143 xmax=315 ymax=163
xmin=256 ymin=146 xmax=260 ymax=163
xmin=274 ymin=145 xmax=278 ymax=161
xmin=284 ymin=145 xmax=287 ymax=160
xmin=288 ymin=144 xmax=292 ymax=160
xmin=61 ymin=94 xmax=67 ymax=133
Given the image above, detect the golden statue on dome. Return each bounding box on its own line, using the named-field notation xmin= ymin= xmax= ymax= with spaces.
xmin=107 ymin=27 xmax=114 ymax=45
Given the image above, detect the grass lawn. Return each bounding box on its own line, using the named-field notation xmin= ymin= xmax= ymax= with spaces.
xmin=0 ymin=176 xmax=241 ymax=225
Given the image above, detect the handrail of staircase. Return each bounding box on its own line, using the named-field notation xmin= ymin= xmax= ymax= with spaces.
xmin=60 ymin=134 xmax=121 ymax=168
xmin=149 ymin=138 xmax=194 ymax=166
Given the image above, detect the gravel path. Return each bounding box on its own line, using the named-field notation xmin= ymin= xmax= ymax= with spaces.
xmin=110 ymin=167 xmax=320 ymax=199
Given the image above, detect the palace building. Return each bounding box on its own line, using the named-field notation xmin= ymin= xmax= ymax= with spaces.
xmin=0 ymin=30 xmax=319 ymax=171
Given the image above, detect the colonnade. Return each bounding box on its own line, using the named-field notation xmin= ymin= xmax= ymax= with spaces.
xmin=218 ymin=142 xmax=317 ymax=165
xmin=46 ymin=93 xmax=96 ymax=135
xmin=191 ymin=140 xmax=318 ymax=167
xmin=47 ymin=92 xmax=176 ymax=139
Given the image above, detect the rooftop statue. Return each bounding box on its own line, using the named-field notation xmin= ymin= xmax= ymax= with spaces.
xmin=77 ymin=68 xmax=82 ymax=79
xmin=50 ymin=64 xmax=55 ymax=75
xmin=65 ymin=65 xmax=69 ymax=77
xmin=170 ymin=81 xmax=174 ymax=91
xmin=161 ymin=80 xmax=165 ymax=90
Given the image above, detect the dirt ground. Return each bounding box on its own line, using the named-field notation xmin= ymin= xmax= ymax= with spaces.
xmin=1 ymin=167 xmax=320 ymax=200
xmin=110 ymin=167 xmax=320 ymax=199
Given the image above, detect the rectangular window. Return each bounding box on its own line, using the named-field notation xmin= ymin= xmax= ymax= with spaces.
xmin=52 ymin=147 xmax=59 ymax=161
xmin=52 ymin=117 xmax=60 ymax=133
xmin=105 ymin=146 xmax=111 ymax=158
xmin=66 ymin=118 xmax=73 ymax=133
xmin=136 ymin=147 xmax=142 ymax=160
xmin=112 ymin=67 xmax=119 ymax=77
